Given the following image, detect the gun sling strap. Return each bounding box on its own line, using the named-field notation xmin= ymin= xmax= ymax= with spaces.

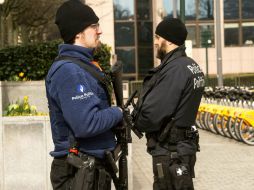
xmin=52 ymin=55 xmax=113 ymax=156
xmin=54 ymin=56 xmax=112 ymax=105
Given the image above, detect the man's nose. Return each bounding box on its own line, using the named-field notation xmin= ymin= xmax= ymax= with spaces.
xmin=97 ymin=26 xmax=102 ymax=35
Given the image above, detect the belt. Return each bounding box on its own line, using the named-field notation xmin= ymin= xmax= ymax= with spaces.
xmin=54 ymin=155 xmax=67 ymax=160
xmin=152 ymin=151 xmax=179 ymax=160
xmin=168 ymin=127 xmax=193 ymax=144
xmin=54 ymin=152 xmax=103 ymax=164
xmin=77 ymin=152 xmax=106 ymax=166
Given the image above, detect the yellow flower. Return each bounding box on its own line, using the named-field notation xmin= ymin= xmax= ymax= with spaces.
xmin=24 ymin=104 xmax=29 ymax=110
xmin=19 ymin=72 xmax=24 ymax=78
xmin=13 ymin=104 xmax=19 ymax=109
xmin=30 ymin=105 xmax=37 ymax=112
xmin=23 ymin=96 xmax=29 ymax=102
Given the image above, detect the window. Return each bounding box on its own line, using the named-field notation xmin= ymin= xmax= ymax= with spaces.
xmin=115 ymin=48 xmax=136 ymax=73
xmin=242 ymin=22 xmax=254 ymax=45
xmin=136 ymin=0 xmax=153 ymax=78
xmin=199 ymin=25 xmax=214 ymax=47
xmin=163 ymin=0 xmax=179 ymax=18
xmin=114 ymin=0 xmax=136 ymax=76
xmin=115 ymin=23 xmax=135 ymax=46
xmin=186 ymin=26 xmax=197 ymax=47
xmin=114 ymin=0 xmax=153 ymax=79
xmin=224 ymin=0 xmax=239 ymax=19
xmin=224 ymin=23 xmax=239 ymax=46
xmin=138 ymin=47 xmax=153 ymax=78
xmin=114 ymin=0 xmax=134 ymax=20
xmin=137 ymin=0 xmax=151 ymax=20
xmin=137 ymin=21 xmax=153 ymax=46
xmin=224 ymin=0 xmax=254 ymax=46
xmin=185 ymin=0 xmax=196 ymax=20
xmin=242 ymin=0 xmax=254 ymax=19
xmin=198 ymin=0 xmax=214 ymax=20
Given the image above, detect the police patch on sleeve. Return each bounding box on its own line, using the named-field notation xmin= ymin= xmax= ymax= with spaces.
xmin=77 ymin=84 xmax=85 ymax=93
xmin=187 ymin=63 xmax=205 ymax=89
xmin=72 ymin=84 xmax=94 ymax=101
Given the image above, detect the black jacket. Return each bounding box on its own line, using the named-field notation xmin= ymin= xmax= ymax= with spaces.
xmin=135 ymin=46 xmax=204 ymax=133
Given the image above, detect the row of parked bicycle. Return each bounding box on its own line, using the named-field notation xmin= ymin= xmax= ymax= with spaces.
xmin=196 ymin=86 xmax=254 ymax=145
xmin=203 ymin=86 xmax=254 ymax=109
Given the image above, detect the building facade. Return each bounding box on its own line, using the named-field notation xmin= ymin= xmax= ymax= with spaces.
xmin=87 ymin=0 xmax=254 ymax=80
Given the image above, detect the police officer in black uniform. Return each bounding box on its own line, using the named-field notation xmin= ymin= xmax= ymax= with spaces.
xmin=133 ymin=18 xmax=205 ymax=190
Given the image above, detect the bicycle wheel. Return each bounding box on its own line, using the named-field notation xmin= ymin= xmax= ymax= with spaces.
xmin=238 ymin=119 xmax=254 ymax=145
xmin=199 ymin=111 xmax=207 ymax=130
xmin=205 ymin=112 xmax=217 ymax=134
xmin=213 ymin=114 xmax=225 ymax=136
xmin=221 ymin=116 xmax=232 ymax=138
xmin=195 ymin=112 xmax=202 ymax=129
xmin=227 ymin=117 xmax=240 ymax=141
xmin=233 ymin=117 xmax=242 ymax=141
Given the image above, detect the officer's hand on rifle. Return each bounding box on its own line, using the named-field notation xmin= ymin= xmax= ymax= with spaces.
xmin=122 ymin=107 xmax=132 ymax=127
xmin=117 ymin=106 xmax=123 ymax=113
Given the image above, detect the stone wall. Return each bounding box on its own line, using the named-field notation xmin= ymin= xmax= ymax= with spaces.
xmin=0 ymin=116 xmax=53 ymax=190
xmin=192 ymin=46 xmax=254 ymax=75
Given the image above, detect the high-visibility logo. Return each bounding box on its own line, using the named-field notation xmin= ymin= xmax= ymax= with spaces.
xmin=77 ymin=84 xmax=85 ymax=93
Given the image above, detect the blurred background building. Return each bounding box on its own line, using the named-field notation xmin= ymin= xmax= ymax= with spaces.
xmin=111 ymin=0 xmax=254 ymax=80
xmin=0 ymin=0 xmax=254 ymax=81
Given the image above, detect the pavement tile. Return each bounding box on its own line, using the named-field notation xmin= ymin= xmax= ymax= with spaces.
xmin=132 ymin=129 xmax=254 ymax=190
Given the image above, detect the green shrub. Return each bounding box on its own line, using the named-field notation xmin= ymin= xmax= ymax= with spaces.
xmin=0 ymin=40 xmax=60 ymax=81
xmin=0 ymin=41 xmax=112 ymax=81
xmin=94 ymin=43 xmax=112 ymax=73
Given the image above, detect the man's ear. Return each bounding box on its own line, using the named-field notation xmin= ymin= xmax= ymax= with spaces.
xmin=167 ymin=41 xmax=173 ymax=46
xmin=76 ymin=33 xmax=81 ymax=39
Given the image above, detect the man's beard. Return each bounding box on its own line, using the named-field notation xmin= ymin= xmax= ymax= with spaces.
xmin=156 ymin=41 xmax=167 ymax=60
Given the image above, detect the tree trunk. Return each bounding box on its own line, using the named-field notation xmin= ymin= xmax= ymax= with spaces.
xmin=2 ymin=17 xmax=8 ymax=47
xmin=20 ymin=25 xmax=29 ymax=45
xmin=0 ymin=16 xmax=4 ymax=48
xmin=7 ymin=14 xmax=14 ymax=46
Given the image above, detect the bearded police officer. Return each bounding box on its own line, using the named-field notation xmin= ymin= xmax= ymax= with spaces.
xmin=133 ymin=18 xmax=205 ymax=190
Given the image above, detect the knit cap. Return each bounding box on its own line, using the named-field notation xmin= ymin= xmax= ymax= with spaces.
xmin=155 ymin=17 xmax=187 ymax=46
xmin=55 ymin=0 xmax=99 ymax=43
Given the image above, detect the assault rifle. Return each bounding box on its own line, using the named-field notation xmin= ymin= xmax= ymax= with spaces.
xmin=105 ymin=60 xmax=143 ymax=190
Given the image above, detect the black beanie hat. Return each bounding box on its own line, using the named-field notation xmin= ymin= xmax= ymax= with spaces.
xmin=155 ymin=17 xmax=187 ymax=46
xmin=55 ymin=0 xmax=99 ymax=43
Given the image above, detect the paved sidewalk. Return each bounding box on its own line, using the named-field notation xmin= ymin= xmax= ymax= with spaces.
xmin=132 ymin=129 xmax=254 ymax=190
